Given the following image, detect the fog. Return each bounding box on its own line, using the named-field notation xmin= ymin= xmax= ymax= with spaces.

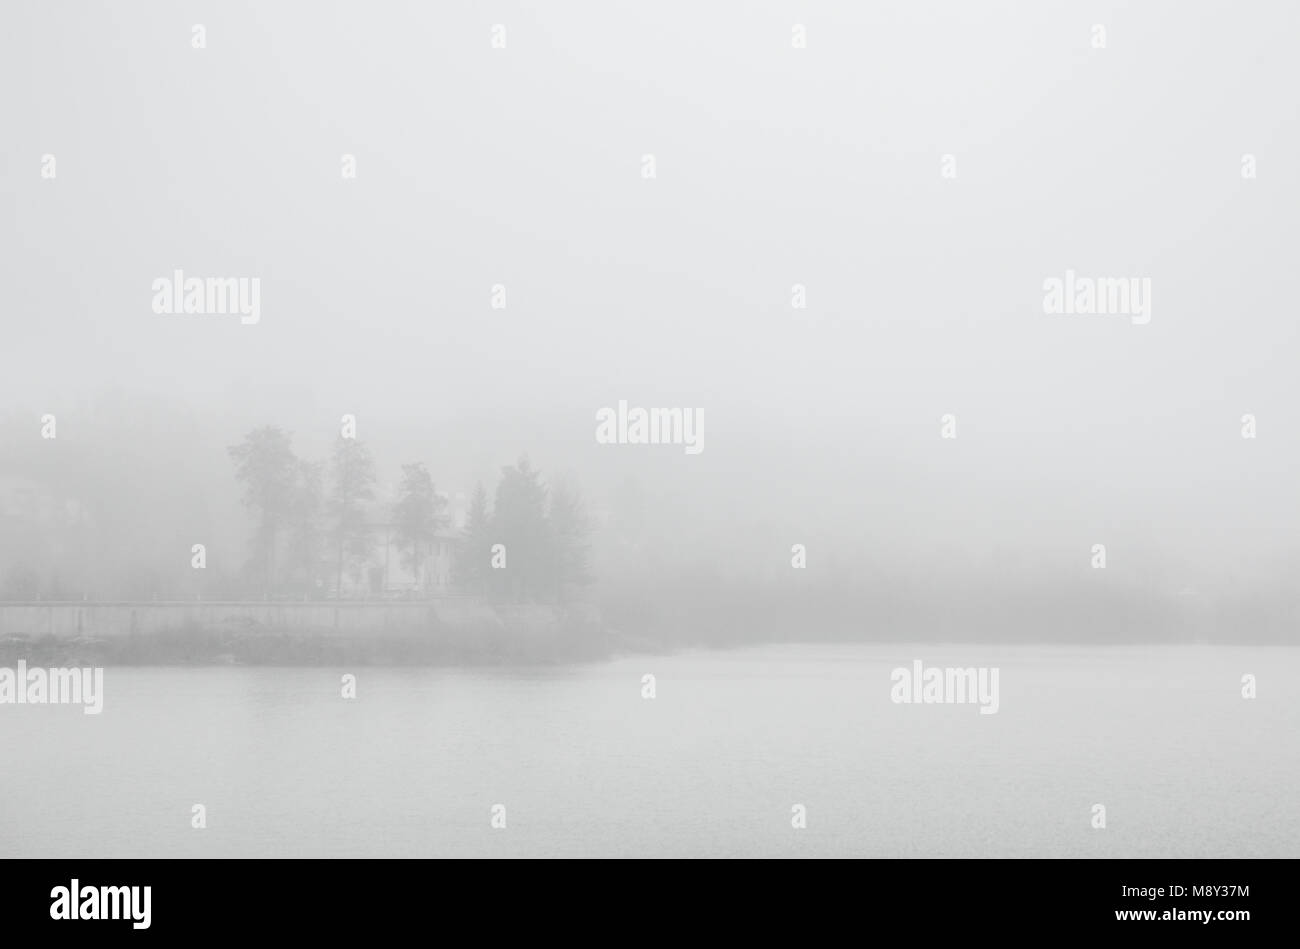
xmin=4 ymin=1 xmax=1298 ymax=642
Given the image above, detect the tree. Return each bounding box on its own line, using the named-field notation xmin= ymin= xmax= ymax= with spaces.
xmin=285 ymin=458 xmax=324 ymax=595
xmin=548 ymin=479 xmax=593 ymax=604
xmin=492 ymin=456 xmax=549 ymax=602
xmin=329 ymin=437 xmax=376 ymax=598
xmin=391 ymin=463 xmax=447 ymax=592
xmin=227 ymin=426 xmax=298 ymax=595
xmin=454 ymin=482 xmax=492 ymax=596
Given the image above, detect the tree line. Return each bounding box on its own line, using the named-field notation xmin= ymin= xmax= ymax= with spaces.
xmin=227 ymin=426 xmax=592 ymax=602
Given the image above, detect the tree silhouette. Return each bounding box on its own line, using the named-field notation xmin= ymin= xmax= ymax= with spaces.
xmin=329 ymin=437 xmax=376 ymax=598
xmin=548 ymin=479 xmax=593 ymax=604
xmin=491 ymin=457 xmax=549 ymax=602
xmin=285 ymin=458 xmax=324 ymax=595
xmin=392 ymin=462 xmax=447 ymax=592
xmin=227 ymin=426 xmax=297 ymax=595
xmin=454 ymin=482 xmax=492 ymax=596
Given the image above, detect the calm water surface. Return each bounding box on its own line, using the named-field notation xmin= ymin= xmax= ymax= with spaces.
xmin=2 ymin=645 xmax=1296 ymax=857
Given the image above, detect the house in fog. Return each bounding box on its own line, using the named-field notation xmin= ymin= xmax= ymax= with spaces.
xmin=325 ymin=489 xmax=468 ymax=599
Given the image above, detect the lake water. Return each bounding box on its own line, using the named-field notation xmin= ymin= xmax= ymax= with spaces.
xmin=2 ymin=645 xmax=1296 ymax=858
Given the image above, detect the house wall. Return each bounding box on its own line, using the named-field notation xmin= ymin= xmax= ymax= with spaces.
xmin=333 ymin=535 xmax=458 ymax=597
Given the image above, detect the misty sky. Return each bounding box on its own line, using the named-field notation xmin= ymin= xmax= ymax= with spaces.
xmin=4 ymin=1 xmax=1299 ymax=592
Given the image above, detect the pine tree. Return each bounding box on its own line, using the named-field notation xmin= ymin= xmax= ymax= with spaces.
xmin=548 ymin=479 xmax=593 ymax=604
xmin=329 ymin=437 xmax=376 ymax=598
xmin=227 ymin=426 xmax=298 ymax=595
xmin=392 ymin=463 xmax=447 ymax=592
xmin=285 ymin=458 xmax=324 ymax=595
xmin=455 ymin=482 xmax=492 ymax=596
xmin=492 ymin=457 xmax=549 ymax=602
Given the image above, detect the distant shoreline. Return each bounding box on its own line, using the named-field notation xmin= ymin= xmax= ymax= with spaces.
xmin=1 ymin=627 xmax=1294 ymax=669
xmin=0 ymin=599 xmax=618 ymax=665
xmin=0 ymin=626 xmax=622 ymax=668
xmin=1 ymin=597 xmax=1294 ymax=667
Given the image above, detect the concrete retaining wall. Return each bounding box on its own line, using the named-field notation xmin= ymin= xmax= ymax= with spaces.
xmin=0 ymin=600 xmax=565 ymax=639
